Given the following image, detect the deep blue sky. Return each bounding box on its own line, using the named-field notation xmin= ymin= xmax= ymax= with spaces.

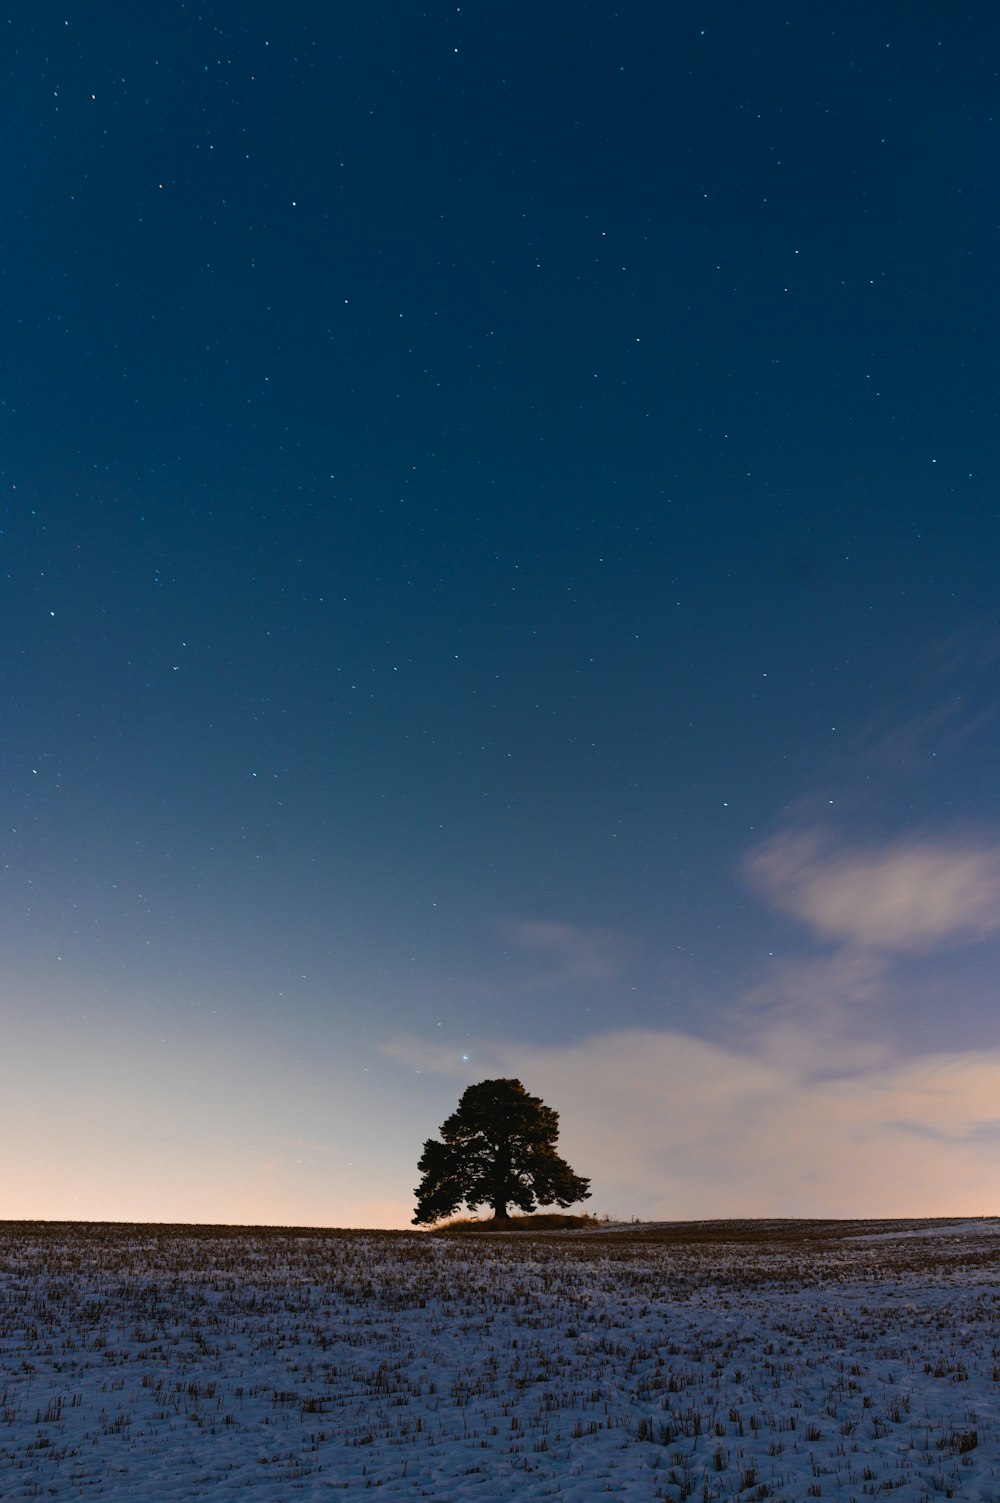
xmin=4 ymin=3 xmax=1000 ymax=1224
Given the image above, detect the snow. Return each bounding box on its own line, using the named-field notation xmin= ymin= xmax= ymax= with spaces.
xmin=2 ymin=1218 xmax=999 ymax=1500
xmin=852 ymin=1219 xmax=1000 ymax=1242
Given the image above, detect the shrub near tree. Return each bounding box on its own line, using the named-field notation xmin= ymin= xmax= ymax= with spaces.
xmin=412 ymin=1077 xmax=591 ymax=1225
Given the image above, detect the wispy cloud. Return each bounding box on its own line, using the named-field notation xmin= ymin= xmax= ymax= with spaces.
xmin=746 ymin=828 xmax=1000 ymax=953
xmin=503 ymin=919 xmax=629 ymax=982
xmin=735 ymin=949 xmax=894 ymax=1076
xmin=857 ymin=624 xmax=1000 ymax=777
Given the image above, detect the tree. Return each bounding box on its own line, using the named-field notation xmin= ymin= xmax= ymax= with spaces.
xmin=412 ymin=1078 xmax=591 ymax=1225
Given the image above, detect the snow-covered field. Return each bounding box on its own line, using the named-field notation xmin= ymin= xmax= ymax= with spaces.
xmin=2 ymin=1218 xmax=999 ymax=1500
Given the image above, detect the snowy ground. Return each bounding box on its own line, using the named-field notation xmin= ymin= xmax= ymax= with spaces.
xmin=2 ymin=1218 xmax=999 ymax=1500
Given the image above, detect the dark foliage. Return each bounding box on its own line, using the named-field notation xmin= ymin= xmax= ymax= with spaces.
xmin=412 ymin=1078 xmax=591 ymax=1225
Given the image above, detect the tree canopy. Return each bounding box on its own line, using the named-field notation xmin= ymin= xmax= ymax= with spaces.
xmin=412 ymin=1077 xmax=591 ymax=1225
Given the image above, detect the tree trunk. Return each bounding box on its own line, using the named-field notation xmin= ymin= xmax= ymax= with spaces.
xmin=491 ymin=1147 xmax=512 ymax=1221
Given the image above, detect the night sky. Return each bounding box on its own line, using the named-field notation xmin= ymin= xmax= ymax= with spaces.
xmin=5 ymin=3 xmax=1000 ymax=1226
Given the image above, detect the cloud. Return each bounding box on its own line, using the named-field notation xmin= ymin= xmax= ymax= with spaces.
xmin=746 ymin=828 xmax=1000 ymax=952
xmin=384 ymin=1027 xmax=1000 ymax=1218
xmin=735 ymin=949 xmax=894 ymax=1076
xmin=504 ymin=919 xmax=629 ymax=981
xmin=859 ymin=629 xmax=999 ymax=774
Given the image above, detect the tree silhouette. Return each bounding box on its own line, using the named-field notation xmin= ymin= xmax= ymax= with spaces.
xmin=412 ymin=1078 xmax=591 ymax=1225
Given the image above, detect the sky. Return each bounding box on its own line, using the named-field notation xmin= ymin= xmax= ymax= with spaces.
xmin=3 ymin=2 xmax=1000 ymax=1227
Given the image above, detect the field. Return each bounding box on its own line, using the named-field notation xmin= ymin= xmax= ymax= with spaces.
xmin=1 ymin=1218 xmax=998 ymax=1500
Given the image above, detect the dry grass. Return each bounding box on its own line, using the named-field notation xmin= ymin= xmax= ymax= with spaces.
xmin=429 ymin=1211 xmax=603 ymax=1233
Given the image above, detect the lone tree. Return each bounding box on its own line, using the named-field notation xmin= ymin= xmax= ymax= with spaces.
xmin=412 ymin=1077 xmax=591 ymax=1225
